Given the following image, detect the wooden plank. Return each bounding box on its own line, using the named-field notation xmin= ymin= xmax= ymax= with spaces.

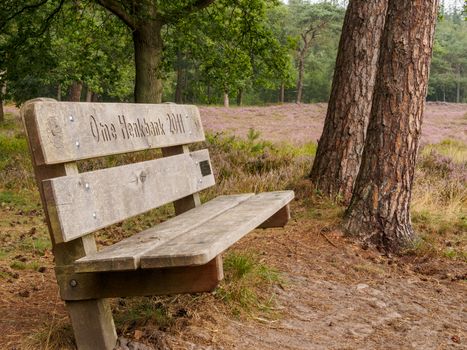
xmin=66 ymin=300 xmax=117 ymax=350
xmin=43 ymin=149 xmax=215 ymax=243
xmin=57 ymin=256 xmax=223 ymax=301
xmin=22 ymin=98 xmax=117 ymax=350
xmin=259 ymin=204 xmax=291 ymax=228
xmin=74 ymin=194 xmax=254 ymax=272
xmin=22 ymin=100 xmax=205 ymax=165
xmin=140 ymin=191 xmax=295 ymax=268
xmin=162 ymin=145 xmax=201 ymax=215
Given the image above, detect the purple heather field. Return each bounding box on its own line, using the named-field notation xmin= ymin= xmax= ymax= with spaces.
xmin=199 ymin=102 xmax=467 ymax=146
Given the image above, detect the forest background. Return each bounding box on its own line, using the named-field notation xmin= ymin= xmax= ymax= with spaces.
xmin=0 ymin=0 xmax=466 ymax=111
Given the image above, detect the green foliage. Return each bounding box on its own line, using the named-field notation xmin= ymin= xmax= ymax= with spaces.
xmin=1 ymin=0 xmax=134 ymax=103
xmin=428 ymin=12 xmax=467 ymax=102
xmin=163 ymin=0 xmax=292 ymax=104
xmin=0 ymin=1 xmax=465 ymax=105
xmin=0 ymin=114 xmax=34 ymax=190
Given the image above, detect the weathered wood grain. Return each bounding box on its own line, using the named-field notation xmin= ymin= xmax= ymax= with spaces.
xmin=74 ymin=194 xmax=254 ymax=272
xmin=162 ymin=145 xmax=202 ymax=215
xmin=43 ymin=149 xmax=215 ymax=243
xmin=58 ymin=256 xmax=223 ymax=300
xmin=141 ymin=191 xmax=294 ymax=268
xmin=22 ymin=98 xmax=117 ymax=350
xmin=66 ymin=300 xmax=117 ymax=349
xmin=23 ymin=101 xmax=205 ymax=165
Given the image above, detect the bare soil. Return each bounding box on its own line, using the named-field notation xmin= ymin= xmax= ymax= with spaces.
xmin=0 ymin=102 xmax=466 ymax=349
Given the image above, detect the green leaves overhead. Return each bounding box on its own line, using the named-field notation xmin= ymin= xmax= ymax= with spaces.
xmin=1 ymin=0 xmax=134 ymax=103
xmin=164 ymin=0 xmax=290 ymax=98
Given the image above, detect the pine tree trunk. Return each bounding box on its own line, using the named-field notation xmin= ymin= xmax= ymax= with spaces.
xmin=279 ymin=82 xmax=285 ymax=104
xmin=223 ymin=91 xmax=229 ymax=108
xmin=456 ymin=65 xmax=461 ymax=103
xmin=133 ymin=21 xmax=164 ymax=103
xmin=68 ymin=81 xmax=82 ymax=102
xmin=236 ymin=88 xmax=243 ymax=106
xmin=309 ymin=0 xmax=388 ymax=203
xmin=345 ymin=0 xmax=439 ymax=252
xmin=296 ymin=55 xmax=305 ymax=103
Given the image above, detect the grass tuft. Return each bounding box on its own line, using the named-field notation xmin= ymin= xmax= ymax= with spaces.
xmin=216 ymin=251 xmax=282 ymax=317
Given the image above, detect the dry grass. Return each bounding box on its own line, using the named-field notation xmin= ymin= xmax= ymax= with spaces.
xmin=410 ymin=139 xmax=467 ymax=260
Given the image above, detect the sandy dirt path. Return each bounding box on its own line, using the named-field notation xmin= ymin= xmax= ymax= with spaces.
xmin=164 ymin=214 xmax=466 ymax=350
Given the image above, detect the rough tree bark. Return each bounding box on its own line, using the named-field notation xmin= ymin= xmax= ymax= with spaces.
xmin=309 ymin=0 xmax=388 ymax=203
xmin=133 ymin=21 xmax=164 ymax=103
xmin=68 ymin=81 xmax=82 ymax=101
xmin=345 ymin=0 xmax=439 ymax=252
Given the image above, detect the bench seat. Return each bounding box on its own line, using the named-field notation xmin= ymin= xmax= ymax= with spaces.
xmin=75 ymin=191 xmax=294 ymax=273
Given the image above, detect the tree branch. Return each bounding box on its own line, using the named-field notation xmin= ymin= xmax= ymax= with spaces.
xmin=96 ymin=0 xmax=136 ymax=29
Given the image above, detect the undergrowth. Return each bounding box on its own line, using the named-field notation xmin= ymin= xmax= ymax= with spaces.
xmin=410 ymin=139 xmax=466 ymax=261
xmin=216 ymin=251 xmax=282 ymax=317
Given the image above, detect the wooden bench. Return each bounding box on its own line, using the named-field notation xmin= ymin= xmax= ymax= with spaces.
xmin=21 ymin=98 xmax=294 ymax=350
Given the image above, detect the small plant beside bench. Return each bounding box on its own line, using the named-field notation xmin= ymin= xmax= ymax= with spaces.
xmin=21 ymin=98 xmax=294 ymax=350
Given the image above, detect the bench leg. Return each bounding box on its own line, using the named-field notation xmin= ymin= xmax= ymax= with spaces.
xmin=66 ymin=299 xmax=117 ymax=350
xmin=259 ymin=204 xmax=291 ymax=228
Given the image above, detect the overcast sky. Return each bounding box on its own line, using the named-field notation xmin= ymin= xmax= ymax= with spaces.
xmin=285 ymin=0 xmax=465 ymax=12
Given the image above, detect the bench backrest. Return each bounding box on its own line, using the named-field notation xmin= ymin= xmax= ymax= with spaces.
xmin=22 ymin=99 xmax=215 ymax=243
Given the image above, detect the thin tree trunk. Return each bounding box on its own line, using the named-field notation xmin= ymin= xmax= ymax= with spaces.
xmin=175 ymin=51 xmax=184 ymax=104
xmin=279 ymin=82 xmax=285 ymax=103
xmin=207 ymin=84 xmax=211 ymax=104
xmin=68 ymin=81 xmax=82 ymax=102
xmin=0 ymin=93 xmax=4 ymax=123
xmin=345 ymin=0 xmax=439 ymax=252
xmin=456 ymin=65 xmax=461 ymax=103
xmin=296 ymin=55 xmax=305 ymax=103
xmin=57 ymin=83 xmax=62 ymax=101
xmin=86 ymin=88 xmax=92 ymax=102
xmin=236 ymin=88 xmax=243 ymax=106
xmin=133 ymin=21 xmax=164 ymax=103
xmin=223 ymin=91 xmax=229 ymax=108
xmin=309 ymin=0 xmax=388 ymax=203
